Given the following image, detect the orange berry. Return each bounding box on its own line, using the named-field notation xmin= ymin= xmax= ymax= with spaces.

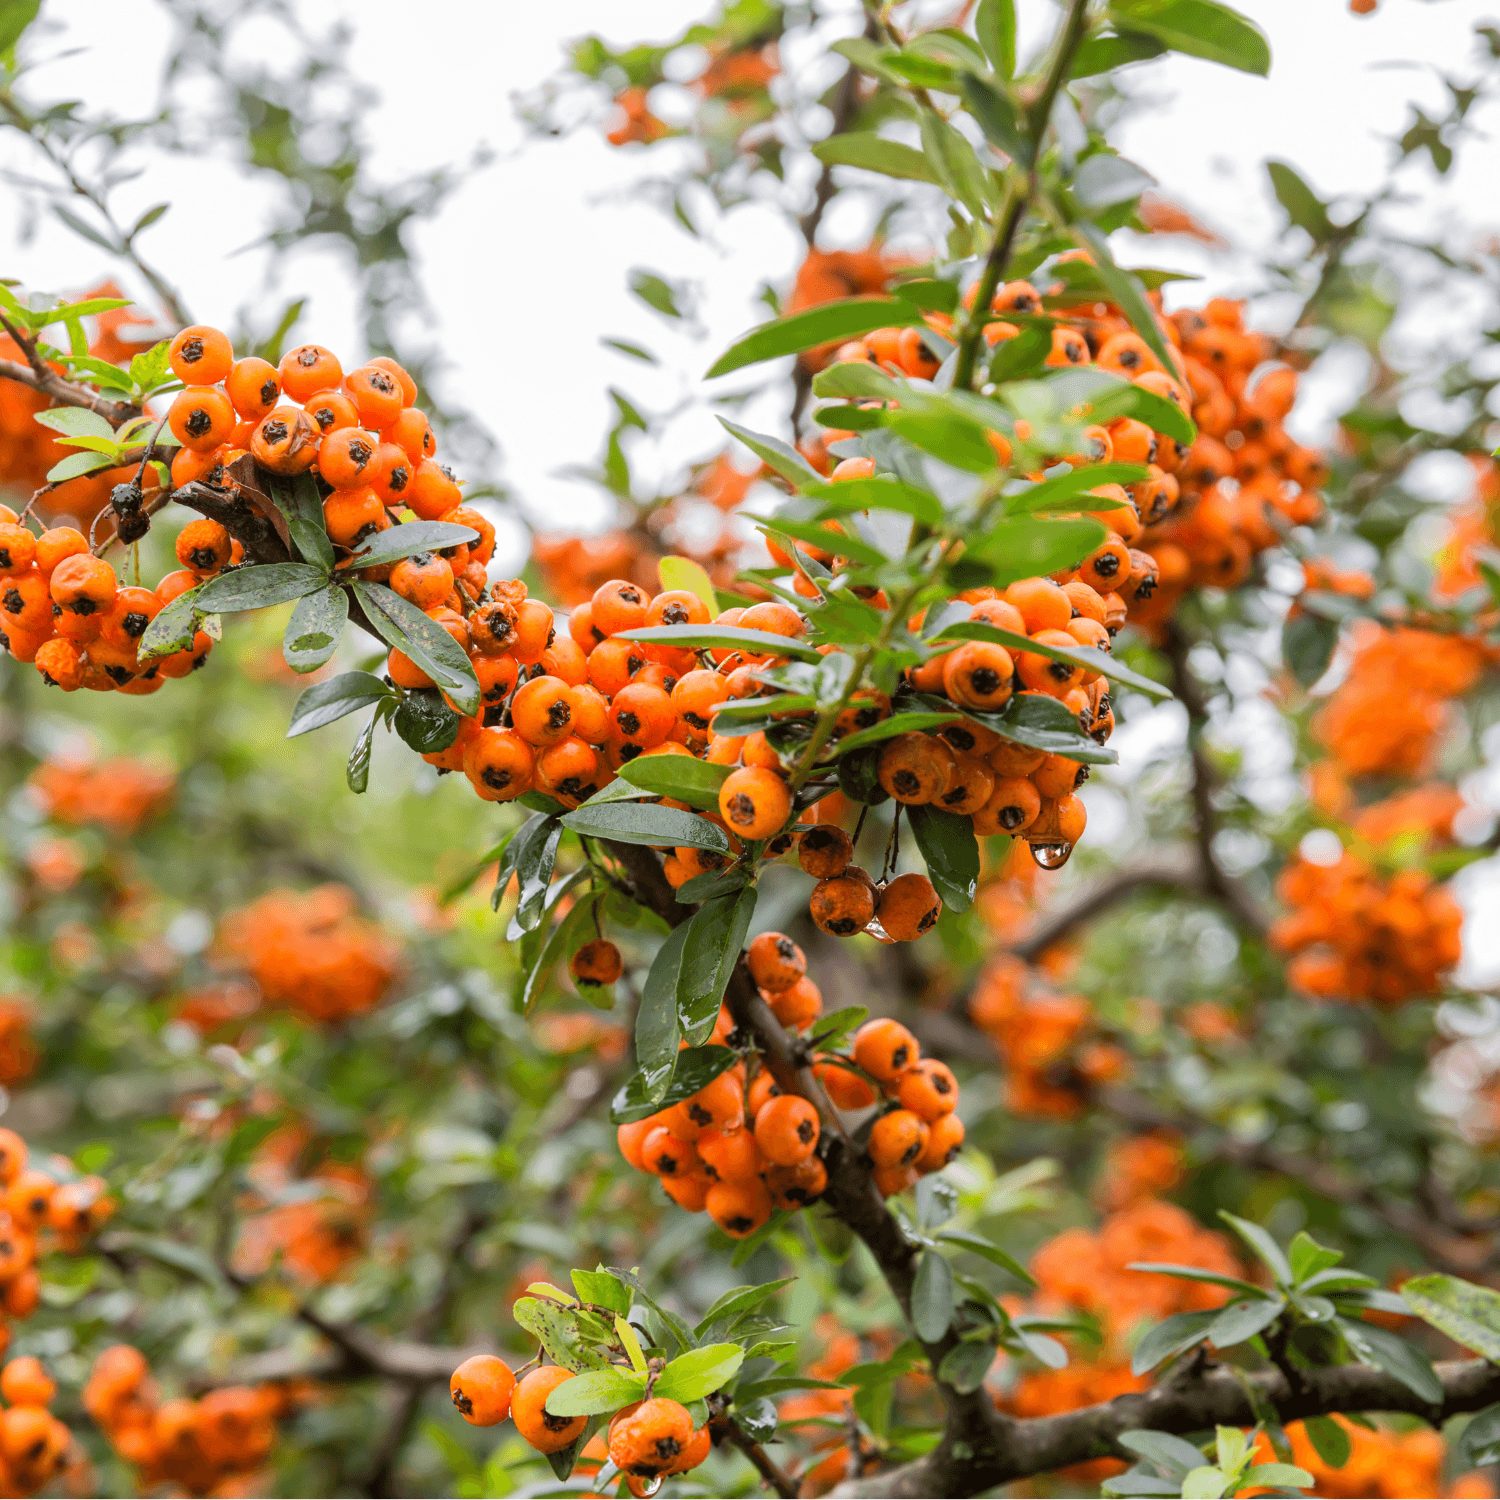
xmin=449 ymin=1355 xmax=514 ymax=1427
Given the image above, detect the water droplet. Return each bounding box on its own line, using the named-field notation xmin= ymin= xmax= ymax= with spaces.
xmin=1029 ymin=841 xmax=1074 ymax=870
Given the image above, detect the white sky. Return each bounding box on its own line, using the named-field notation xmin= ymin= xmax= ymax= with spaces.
xmin=7 ymin=0 xmax=1500 ymax=976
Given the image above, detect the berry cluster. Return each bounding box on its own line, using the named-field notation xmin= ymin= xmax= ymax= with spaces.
xmin=450 ymin=1356 xmax=713 ymax=1485
xmin=0 ymin=1357 xmax=72 ymax=1497
xmin=211 ymin=885 xmax=401 ymax=1025
xmin=968 ymin=956 xmax=1127 ymax=1119
xmin=609 ymin=932 xmax=962 ymax=1229
xmin=1271 ymin=851 xmax=1462 ymax=1006
xmin=0 ymin=513 xmax=222 ymax=692
xmin=26 ymin=753 xmax=174 ymax=835
xmin=84 ymin=1346 xmax=295 ymax=1495
xmin=1250 ymin=1420 xmax=1489 ymax=1500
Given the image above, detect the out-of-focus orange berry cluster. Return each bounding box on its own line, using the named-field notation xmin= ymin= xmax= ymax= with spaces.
xmin=84 ymin=1345 xmax=307 ymax=1497
xmin=968 ymin=955 xmax=1127 ymax=1118
xmin=1248 ymin=1417 xmax=1493 ymax=1499
xmin=1271 ymin=850 xmax=1463 ymax=1005
xmin=26 ymin=754 xmax=175 ymax=836
xmin=201 ymin=885 xmax=401 ymax=1026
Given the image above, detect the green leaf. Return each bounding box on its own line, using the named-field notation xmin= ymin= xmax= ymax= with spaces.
xmin=1119 ymin=1430 xmax=1208 ymax=1481
xmin=45 ymin=450 xmax=113 ymax=482
xmin=1107 ymin=0 xmax=1270 ymax=75
xmin=1206 ymin=1298 xmax=1283 ymax=1349
xmin=1337 ymin=1318 xmax=1443 ymax=1403
xmin=616 ymin=623 xmax=820 ymax=663
xmin=826 ymin=711 xmax=963 ymax=759
xmin=194 ymin=562 xmax=328 ymax=614
xmin=936 ymin=1232 xmax=1037 ymax=1288
xmin=135 ymin=588 xmax=203 ymax=664
xmin=637 ymin=922 xmax=690 ymax=1103
xmin=1266 ymin=161 xmax=1334 ymax=242
xmin=948 ymin=692 xmax=1113 ymax=764
xmin=919 ymin=111 xmax=989 ymax=217
xmin=1302 ymin=1415 xmax=1351 ymax=1470
xmin=512 ymin=1296 xmax=612 ymax=1374
xmin=263 ymin=473 xmax=336 ymax=572
xmin=350 ymin=581 xmax=480 ymax=715
xmin=629 ymin=268 xmax=686 ymax=319
xmin=1072 ymin=153 xmax=1155 ymax=211
xmin=392 ymin=688 xmax=461 ymax=754
xmin=975 ymin=0 xmax=1016 ymax=74
xmin=989 ymin=322 xmax=1054 ymax=382
xmin=800 ymin=476 xmax=944 ymax=527
xmin=1070 ymin=31 xmax=1168 ymax=77
xmin=103 ymin=1231 xmax=227 ymax=1293
xmin=1461 ymin=1404 xmax=1500 ymax=1468
xmin=562 ymin=800 xmax=731 ymax=852
xmin=129 ymin=201 xmax=170 ymax=237
xmin=572 ymin=1268 xmax=631 ymax=1315
xmin=1400 ymin=1274 xmax=1500 ymax=1361
xmin=545 ymin=1367 xmax=646 ymax=1418
xmin=1007 ymin=461 xmax=1151 ymax=512
xmin=1069 ymin=223 xmax=1178 ymax=376
xmin=1181 ymin=1467 xmax=1228 ymax=1499
xmin=610 ymin=1045 xmax=739 ymax=1124
xmin=939 ymin=1341 xmax=998 ymax=1395
xmin=811 ymin=361 xmax=905 ymax=402
xmin=618 ymin=755 xmax=732 ymax=810
xmin=694 ymin=1279 xmax=796 ymax=1337
xmin=346 ymin=519 xmax=478 ymax=570
xmin=281 ymin=585 xmax=348 ymax=674
xmin=963 ymin=515 xmax=1108 ymax=586
xmin=506 ymin=816 xmax=564 ymax=940
xmin=1288 ymin=1232 xmax=1344 ymax=1286
xmin=677 ymin=887 xmax=757 ymax=1044
xmin=906 ymin=804 xmax=979 ymax=914
xmin=1125 ymin=1263 xmax=1267 ymax=1298
xmin=1130 ymin=1310 xmax=1217 ymax=1375
xmin=346 ymin=710 xmax=378 ymax=794
xmin=756 ymin=515 xmax=885 ymax=568
xmin=658 ymin=555 xmax=718 ymax=618
xmin=932 ymin=619 xmax=1171 ymax=701
xmin=707 ymin=298 xmax=925 ymax=379
xmin=33 ymin=405 xmax=116 ymax=439
xmin=911 ymin=1250 xmax=955 ymax=1342
xmin=128 ymin=339 xmax=173 ymax=394
xmin=716 ymin=415 xmax=825 ymax=491
xmin=958 ymin=73 xmax=1030 ymax=164
xmin=1239 ymin=1465 xmax=1314 ymax=1491
xmin=287 ymin=671 xmax=393 ymax=737
xmin=1282 ymin=613 xmax=1338 ymax=688
xmin=811 ymin=132 xmax=936 ymax=184
xmin=0 ymin=0 xmax=42 ymax=56
xmin=1060 ymin=368 xmax=1196 ymax=446
xmin=887 ymin=407 xmax=998 ymax=474
xmin=1218 ymin=1213 xmax=1293 ymax=1285
xmin=654 ymin=1344 xmax=746 ymax=1403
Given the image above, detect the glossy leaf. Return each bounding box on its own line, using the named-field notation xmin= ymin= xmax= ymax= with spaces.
xmin=346 ymin=520 xmax=479 ymax=570
xmin=717 ymin=416 xmax=823 ymax=491
xmin=811 ymin=132 xmax=936 ymax=184
xmin=1337 ymin=1317 xmax=1443 ymax=1403
xmin=506 ymin=815 xmax=564 ymax=940
xmin=1401 ymin=1274 xmax=1500 ymax=1362
xmin=618 ymin=754 xmax=732 ymax=810
xmin=637 ymin=923 xmax=690 ymax=1104
xmin=1108 ymin=0 xmax=1271 ymax=76
xmin=350 ymin=581 xmax=480 ymax=715
xmin=975 ymin=0 xmax=1016 ymax=74
xmin=707 ymin=298 xmax=925 ymax=379
xmin=801 ymin=476 xmax=944 ymax=526
xmin=545 ymin=1368 xmax=646 ymax=1418
xmin=562 ymin=801 xmax=732 ymax=852
xmin=907 ymin=804 xmax=979 ymax=914
xmin=392 ymin=688 xmax=460 ymax=754
xmin=610 ymin=1045 xmax=740 ymax=1124
xmin=286 ymin=671 xmax=393 ymax=737
xmin=658 ymin=554 xmax=719 ymax=617
xmin=677 ymin=887 xmax=757 ymax=1044
xmin=911 ymin=1250 xmax=955 ymax=1342
xmin=655 ymin=1344 xmax=746 ymax=1403
xmin=346 ymin=709 xmax=378 ymax=794
xmin=959 ymin=72 xmax=1030 ymax=164
xmin=616 ymin=623 xmax=821 ymax=663
xmin=937 ymin=1231 xmax=1037 ymax=1288
xmin=267 ymin=473 xmax=336 ymax=572
xmin=1130 ymin=1309 xmax=1218 ymax=1374
xmin=1069 ymin=223 xmax=1178 ymax=375
xmin=282 ymin=585 xmax=348 ymax=674
xmin=136 ymin=588 xmax=203 ymax=663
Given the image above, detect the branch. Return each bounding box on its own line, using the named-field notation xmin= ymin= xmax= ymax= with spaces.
xmin=0 ymin=350 xmax=138 ymax=425
xmin=835 ymin=1356 xmax=1500 ymax=1497
xmin=709 ymin=1398 xmax=799 ymax=1499
xmin=1161 ymin=623 xmax=1269 ymax=941
xmin=949 ymin=0 xmax=1092 ymax=391
xmin=1008 ymin=852 xmax=1200 ymax=963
